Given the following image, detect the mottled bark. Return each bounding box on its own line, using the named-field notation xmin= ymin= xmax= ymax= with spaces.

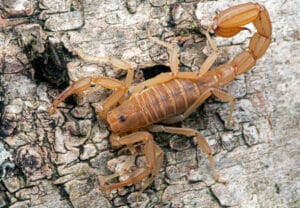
xmin=0 ymin=0 xmax=299 ymax=208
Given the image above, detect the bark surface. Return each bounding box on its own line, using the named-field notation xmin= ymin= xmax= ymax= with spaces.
xmin=0 ymin=0 xmax=299 ymax=207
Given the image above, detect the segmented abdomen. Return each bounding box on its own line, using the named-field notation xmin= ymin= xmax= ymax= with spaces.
xmin=134 ymin=78 xmax=202 ymax=124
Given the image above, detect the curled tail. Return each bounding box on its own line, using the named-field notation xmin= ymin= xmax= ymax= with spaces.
xmin=212 ymin=2 xmax=272 ymax=76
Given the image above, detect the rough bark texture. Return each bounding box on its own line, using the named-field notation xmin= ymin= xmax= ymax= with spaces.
xmin=0 ymin=0 xmax=299 ymax=208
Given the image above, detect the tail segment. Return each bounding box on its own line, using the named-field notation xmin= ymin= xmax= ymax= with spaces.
xmin=212 ymin=2 xmax=272 ymax=75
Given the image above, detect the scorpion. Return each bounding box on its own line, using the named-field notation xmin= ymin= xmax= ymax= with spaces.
xmin=48 ymin=2 xmax=272 ymax=191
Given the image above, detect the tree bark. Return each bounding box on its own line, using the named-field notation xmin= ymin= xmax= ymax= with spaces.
xmin=0 ymin=0 xmax=299 ymax=207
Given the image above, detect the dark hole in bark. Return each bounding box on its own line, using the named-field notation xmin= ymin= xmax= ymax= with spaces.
xmin=142 ymin=65 xmax=171 ymax=80
xmin=25 ymin=40 xmax=72 ymax=88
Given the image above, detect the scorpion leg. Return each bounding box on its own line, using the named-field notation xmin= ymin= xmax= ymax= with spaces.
xmin=211 ymin=89 xmax=235 ymax=125
xmin=197 ymin=29 xmax=219 ymax=77
xmin=131 ymin=30 xmax=184 ymax=94
xmin=148 ymin=125 xmax=227 ymax=184
xmin=131 ymin=71 xmax=199 ymax=94
xmin=148 ymin=27 xmax=218 ymax=78
xmin=48 ymin=77 xmax=127 ymax=118
xmin=163 ymin=88 xmax=212 ymax=124
xmin=134 ymin=29 xmax=212 ymax=95
xmin=163 ymin=88 xmax=235 ymax=125
xmin=64 ymin=37 xmax=134 ymax=87
xmin=131 ymin=72 xmax=174 ymax=94
xmin=49 ymin=37 xmax=136 ymax=117
xmin=97 ymin=87 xmax=128 ymax=119
xmin=99 ymin=131 xmax=163 ymax=191
xmin=148 ymin=30 xmax=179 ymax=75
xmin=0 ymin=17 xmax=29 ymax=28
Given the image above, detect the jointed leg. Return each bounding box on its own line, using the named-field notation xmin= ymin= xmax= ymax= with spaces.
xmin=148 ymin=30 xmax=179 ymax=75
xmin=97 ymin=87 xmax=128 ymax=119
xmin=211 ymin=89 xmax=235 ymax=125
xmin=71 ymin=49 xmax=134 ymax=86
xmin=148 ymin=26 xmax=219 ymax=78
xmin=49 ymin=36 xmax=137 ymax=116
xmin=131 ymin=72 xmax=174 ymax=94
xmin=63 ymin=34 xmax=134 ymax=87
xmin=0 ymin=17 xmax=29 ymax=27
xmin=99 ymin=132 xmax=163 ymax=191
xmin=48 ymin=77 xmax=127 ymax=117
xmin=139 ymin=28 xmax=219 ymax=95
xmin=148 ymin=125 xmax=227 ymax=184
xmin=197 ymin=29 xmax=219 ymax=77
xmin=143 ymin=28 xmax=219 ymax=98
xmin=131 ymin=71 xmax=200 ymax=94
xmin=163 ymin=88 xmax=235 ymax=125
xmin=163 ymin=88 xmax=213 ymax=124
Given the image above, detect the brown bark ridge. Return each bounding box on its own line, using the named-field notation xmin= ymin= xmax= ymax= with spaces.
xmin=0 ymin=0 xmax=299 ymax=207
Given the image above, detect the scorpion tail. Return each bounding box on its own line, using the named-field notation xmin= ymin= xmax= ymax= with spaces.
xmin=212 ymin=2 xmax=272 ymax=75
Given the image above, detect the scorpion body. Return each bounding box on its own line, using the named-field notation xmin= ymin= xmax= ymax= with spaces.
xmin=108 ymin=58 xmax=255 ymax=133
xmin=49 ymin=3 xmax=272 ymax=191
xmin=108 ymin=78 xmax=204 ymax=132
xmin=108 ymin=72 xmax=228 ymax=133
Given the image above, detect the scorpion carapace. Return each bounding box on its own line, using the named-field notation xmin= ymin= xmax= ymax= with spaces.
xmin=49 ymin=3 xmax=272 ymax=191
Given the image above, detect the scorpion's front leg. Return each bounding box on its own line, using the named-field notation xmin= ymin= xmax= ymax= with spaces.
xmin=99 ymin=131 xmax=163 ymax=191
xmin=49 ymin=39 xmax=136 ymax=117
xmin=48 ymin=77 xmax=127 ymax=118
